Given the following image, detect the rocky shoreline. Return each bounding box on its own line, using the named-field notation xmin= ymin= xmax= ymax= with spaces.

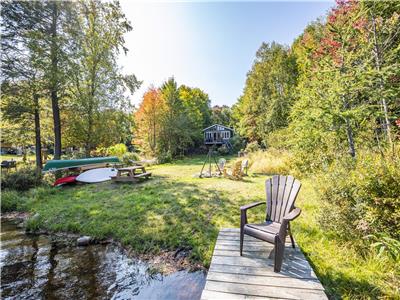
xmin=1 ymin=211 xmax=206 ymax=274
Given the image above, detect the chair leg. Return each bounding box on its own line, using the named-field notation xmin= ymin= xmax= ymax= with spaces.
xmin=240 ymin=227 xmax=244 ymax=256
xmin=274 ymin=236 xmax=285 ymax=273
xmin=288 ymin=223 xmax=295 ymax=249
xmin=289 ymin=234 xmax=295 ymax=249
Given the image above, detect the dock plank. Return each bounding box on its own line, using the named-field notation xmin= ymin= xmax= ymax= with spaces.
xmin=201 ymin=228 xmax=327 ymax=300
xmin=202 ymin=289 xmax=273 ymax=299
xmin=206 ymin=272 xmax=324 ymax=290
xmin=204 ymin=281 xmax=327 ymax=300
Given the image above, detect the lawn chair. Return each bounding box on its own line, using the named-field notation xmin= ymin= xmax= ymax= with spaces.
xmin=217 ymin=158 xmax=226 ymax=174
xmin=241 ymin=159 xmax=249 ymax=176
xmin=223 ymin=160 xmax=243 ymax=180
xmin=240 ymin=175 xmax=302 ymax=272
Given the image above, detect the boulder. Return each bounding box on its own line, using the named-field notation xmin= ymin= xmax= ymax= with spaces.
xmin=77 ymin=236 xmax=91 ymax=246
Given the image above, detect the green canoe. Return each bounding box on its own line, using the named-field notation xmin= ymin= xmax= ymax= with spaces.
xmin=43 ymin=156 xmax=120 ymax=172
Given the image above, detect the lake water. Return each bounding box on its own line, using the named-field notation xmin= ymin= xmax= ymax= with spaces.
xmin=0 ymin=219 xmax=206 ymax=299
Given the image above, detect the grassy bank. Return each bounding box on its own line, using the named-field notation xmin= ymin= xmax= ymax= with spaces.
xmin=2 ymin=155 xmax=399 ymax=298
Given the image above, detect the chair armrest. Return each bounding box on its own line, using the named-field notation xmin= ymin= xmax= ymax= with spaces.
xmin=278 ymin=207 xmax=301 ymax=242
xmin=283 ymin=207 xmax=301 ymax=222
xmin=240 ymin=201 xmax=265 ymax=211
xmin=240 ymin=201 xmax=265 ymax=227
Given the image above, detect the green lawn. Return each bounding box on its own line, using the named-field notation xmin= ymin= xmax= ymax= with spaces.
xmin=3 ymin=155 xmax=399 ymax=298
xmin=1 ymin=154 xmax=37 ymax=162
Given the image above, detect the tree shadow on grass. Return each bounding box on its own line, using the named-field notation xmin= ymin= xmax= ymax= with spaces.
xmin=315 ymin=266 xmax=383 ymax=299
xmin=296 ymin=226 xmax=384 ymax=299
xmin=118 ymin=179 xmax=239 ymax=265
xmin=35 ymin=172 xmax=256 ymax=267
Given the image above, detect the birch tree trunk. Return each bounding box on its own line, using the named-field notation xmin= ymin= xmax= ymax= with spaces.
xmin=370 ymin=10 xmax=393 ymax=146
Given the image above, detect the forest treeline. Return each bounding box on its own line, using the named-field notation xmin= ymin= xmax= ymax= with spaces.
xmin=0 ymin=0 xmax=234 ymax=167
xmin=134 ymin=0 xmax=400 ymax=268
xmin=1 ymin=0 xmax=140 ymax=168
xmin=234 ymin=1 xmax=399 ymax=170
xmin=135 ymin=79 xmax=210 ymax=160
xmin=232 ymin=0 xmax=400 ymax=263
xmin=134 ymin=79 xmax=239 ymax=160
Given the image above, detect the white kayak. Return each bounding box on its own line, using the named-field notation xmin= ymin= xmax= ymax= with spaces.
xmin=76 ymin=167 xmax=117 ymax=183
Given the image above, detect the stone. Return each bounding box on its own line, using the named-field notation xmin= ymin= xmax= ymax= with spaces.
xmin=77 ymin=236 xmax=91 ymax=246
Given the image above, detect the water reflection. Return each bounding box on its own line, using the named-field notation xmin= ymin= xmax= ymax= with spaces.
xmin=1 ymin=220 xmax=205 ymax=300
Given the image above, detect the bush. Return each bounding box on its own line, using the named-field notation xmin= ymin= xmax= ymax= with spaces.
xmin=217 ymin=145 xmax=229 ymax=155
xmin=266 ymin=128 xmax=291 ymax=150
xmin=107 ymin=143 xmax=128 ymax=158
xmin=317 ymin=150 xmax=400 ymax=243
xmin=247 ymin=149 xmax=292 ymax=175
xmin=91 ymin=147 xmax=107 ymax=157
xmin=122 ymin=152 xmax=140 ymax=165
xmin=42 ymin=172 xmax=56 ymax=187
xmin=230 ymin=135 xmax=246 ymax=152
xmin=245 ymin=141 xmax=260 ymax=153
xmin=1 ymin=190 xmax=29 ymax=211
xmin=2 ymin=168 xmax=42 ymax=191
xmin=157 ymin=152 xmax=172 ymax=164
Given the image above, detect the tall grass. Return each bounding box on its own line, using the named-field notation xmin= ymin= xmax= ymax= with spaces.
xmin=245 ymin=149 xmax=293 ymax=175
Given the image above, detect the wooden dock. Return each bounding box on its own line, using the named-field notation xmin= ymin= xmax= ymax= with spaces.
xmin=201 ymin=228 xmax=327 ymax=300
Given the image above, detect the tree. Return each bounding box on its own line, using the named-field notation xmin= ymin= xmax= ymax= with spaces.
xmin=66 ymin=0 xmax=140 ymax=155
xmin=211 ymin=105 xmax=233 ymax=127
xmin=179 ymin=85 xmax=212 ymax=145
xmin=1 ymin=1 xmax=46 ymax=170
xmin=135 ymin=81 xmax=212 ymax=157
xmin=360 ymin=1 xmax=400 ymax=147
xmin=134 ymin=87 xmax=163 ymax=154
xmin=233 ymin=42 xmax=297 ymax=144
xmin=32 ymin=1 xmax=75 ymax=159
xmin=157 ymin=78 xmax=190 ymax=156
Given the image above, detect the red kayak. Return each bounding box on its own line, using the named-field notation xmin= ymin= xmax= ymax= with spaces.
xmin=53 ymin=175 xmax=78 ymax=187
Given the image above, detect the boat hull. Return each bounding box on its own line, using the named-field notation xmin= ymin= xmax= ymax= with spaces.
xmin=43 ymin=157 xmax=120 ymax=172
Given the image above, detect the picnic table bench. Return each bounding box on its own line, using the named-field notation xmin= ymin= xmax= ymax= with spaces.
xmin=1 ymin=160 xmax=17 ymax=172
xmin=111 ymin=165 xmax=151 ymax=183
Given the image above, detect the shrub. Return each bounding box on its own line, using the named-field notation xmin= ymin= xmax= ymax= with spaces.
xmin=157 ymin=152 xmax=172 ymax=164
xmin=366 ymin=233 xmax=400 ymax=262
xmin=317 ymin=150 xmax=400 ymax=243
xmin=230 ymin=135 xmax=246 ymax=152
xmin=266 ymin=127 xmax=291 ymax=150
xmin=69 ymin=149 xmax=87 ymax=159
xmin=1 ymin=190 xmax=29 ymax=211
xmin=122 ymin=152 xmax=140 ymax=165
xmin=247 ymin=149 xmax=292 ymax=175
xmin=91 ymin=147 xmax=107 ymax=157
xmin=245 ymin=141 xmax=260 ymax=153
xmin=42 ymin=172 xmax=56 ymax=187
xmin=217 ymin=145 xmax=229 ymax=155
xmin=2 ymin=168 xmax=42 ymax=191
xmin=107 ymin=143 xmax=128 ymax=158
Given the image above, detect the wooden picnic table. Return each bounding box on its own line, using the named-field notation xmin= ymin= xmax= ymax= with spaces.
xmin=1 ymin=160 xmax=17 ymax=172
xmin=117 ymin=166 xmax=145 ymax=172
xmin=111 ymin=165 xmax=151 ymax=183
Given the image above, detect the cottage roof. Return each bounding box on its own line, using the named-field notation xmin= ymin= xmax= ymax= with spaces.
xmin=202 ymin=124 xmax=234 ymax=132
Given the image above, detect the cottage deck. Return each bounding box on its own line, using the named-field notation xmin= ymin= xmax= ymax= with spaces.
xmin=201 ymin=228 xmax=327 ymax=300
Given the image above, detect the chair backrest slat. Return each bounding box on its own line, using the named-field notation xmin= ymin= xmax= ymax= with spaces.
xmin=265 ymin=179 xmax=272 ymax=220
xmin=275 ymin=175 xmax=287 ymax=222
xmin=265 ymin=175 xmax=301 ymax=223
xmin=283 ymin=179 xmax=301 ymax=220
xmin=279 ymin=175 xmax=295 ymax=222
xmin=271 ymin=175 xmax=280 ymax=220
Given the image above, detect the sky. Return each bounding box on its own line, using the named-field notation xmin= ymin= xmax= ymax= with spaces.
xmin=118 ymin=1 xmax=334 ymax=107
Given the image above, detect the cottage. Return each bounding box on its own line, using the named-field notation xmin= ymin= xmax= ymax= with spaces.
xmin=202 ymin=124 xmax=234 ymax=145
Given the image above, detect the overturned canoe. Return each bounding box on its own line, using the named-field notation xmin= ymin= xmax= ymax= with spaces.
xmin=43 ymin=157 xmax=120 ymax=172
xmin=53 ymin=175 xmax=78 ymax=186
